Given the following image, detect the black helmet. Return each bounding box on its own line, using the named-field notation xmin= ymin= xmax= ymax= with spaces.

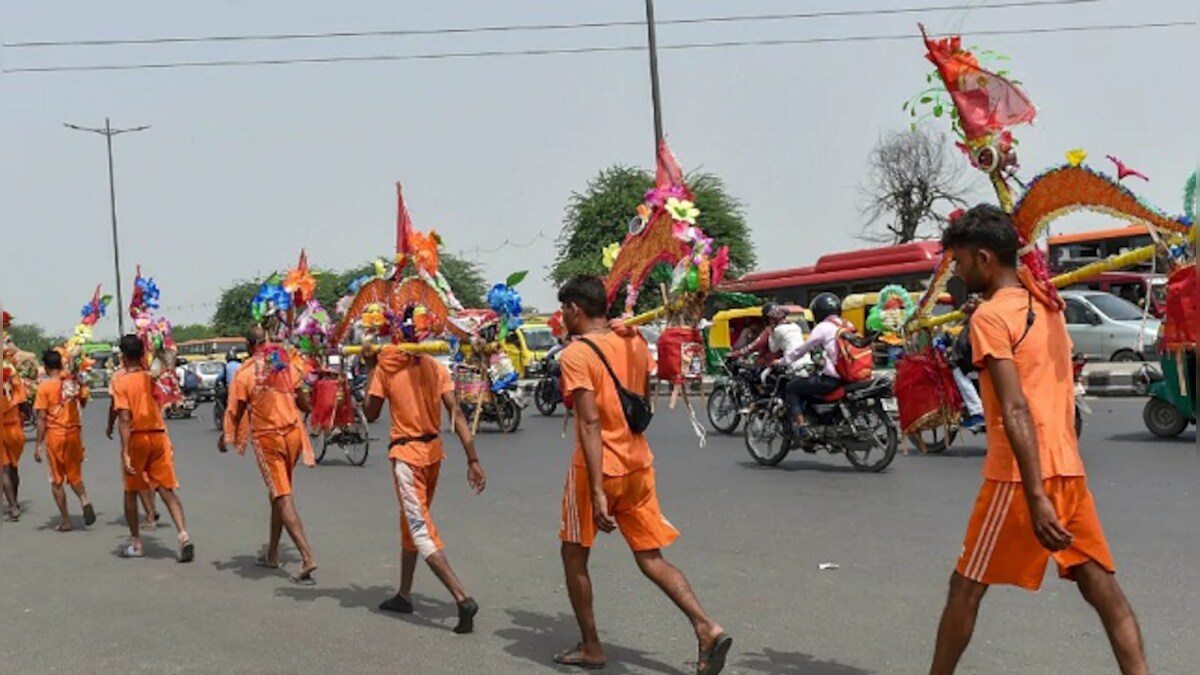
xmin=225 ymin=348 xmax=239 ymax=363
xmin=810 ymin=293 xmax=842 ymax=322
xmin=761 ymin=303 xmax=787 ymax=322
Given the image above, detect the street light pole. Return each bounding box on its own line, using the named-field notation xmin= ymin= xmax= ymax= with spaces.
xmin=65 ymin=118 xmax=150 ymax=337
xmin=644 ymin=0 xmax=665 ymax=148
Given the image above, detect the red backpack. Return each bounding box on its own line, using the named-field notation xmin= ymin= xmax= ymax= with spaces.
xmin=832 ymin=319 xmax=874 ymax=383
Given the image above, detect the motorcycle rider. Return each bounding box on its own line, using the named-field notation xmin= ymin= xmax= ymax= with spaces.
xmin=773 ymin=293 xmax=847 ymax=440
xmin=728 ymin=303 xmax=804 ymax=367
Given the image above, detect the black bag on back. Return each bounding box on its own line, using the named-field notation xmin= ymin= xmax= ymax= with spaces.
xmin=578 ymin=337 xmax=654 ymax=434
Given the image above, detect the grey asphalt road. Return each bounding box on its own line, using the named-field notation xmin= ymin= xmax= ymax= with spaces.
xmin=0 ymin=398 xmax=1195 ymax=674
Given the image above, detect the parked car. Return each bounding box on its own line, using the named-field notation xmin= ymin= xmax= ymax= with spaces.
xmin=192 ymin=360 xmax=225 ymax=401
xmin=1060 ymin=290 xmax=1159 ymax=362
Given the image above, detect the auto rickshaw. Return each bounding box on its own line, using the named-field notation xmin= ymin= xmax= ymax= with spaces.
xmin=705 ymin=305 xmax=811 ymax=372
xmin=1142 ymin=350 xmax=1196 ymax=437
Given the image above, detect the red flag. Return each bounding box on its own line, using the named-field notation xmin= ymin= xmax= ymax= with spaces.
xmin=396 ymin=182 xmax=414 ymax=259
xmin=920 ymin=24 xmax=1035 ymax=141
xmin=655 ymin=138 xmax=684 ymax=189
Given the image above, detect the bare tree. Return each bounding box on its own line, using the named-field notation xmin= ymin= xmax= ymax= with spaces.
xmin=858 ymin=128 xmax=972 ymax=244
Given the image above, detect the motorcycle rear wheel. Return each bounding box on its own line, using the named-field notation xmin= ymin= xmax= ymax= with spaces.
xmin=496 ymin=396 xmax=522 ymax=433
xmin=744 ymin=407 xmax=789 ymax=466
xmin=845 ymin=404 xmax=899 ymax=472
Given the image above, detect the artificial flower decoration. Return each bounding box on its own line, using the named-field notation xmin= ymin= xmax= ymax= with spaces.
xmin=283 ymin=251 xmax=318 ymax=305
xmin=710 ymin=245 xmax=731 ymax=287
xmin=79 ymin=286 xmax=112 ymax=327
xmin=487 ymin=270 xmax=527 ymax=340
xmin=665 ymin=197 xmax=700 ymax=225
xmin=252 ymin=274 xmax=292 ymax=324
xmin=1 ymin=311 xmax=11 ymax=330
xmin=1065 ymin=148 xmax=1088 ymax=167
xmin=602 ymin=242 xmax=622 ymax=271
xmin=1106 ymin=155 xmax=1149 ymax=182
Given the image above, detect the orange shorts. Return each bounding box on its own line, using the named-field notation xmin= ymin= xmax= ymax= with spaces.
xmin=561 ymin=465 xmax=679 ymax=552
xmin=1 ymin=422 xmax=25 ymax=467
xmin=957 ymin=477 xmax=1115 ymax=591
xmin=124 ymin=432 xmax=179 ymax=492
xmin=45 ymin=431 xmax=84 ymax=487
xmin=392 ymin=460 xmax=444 ymax=558
xmin=253 ymin=427 xmax=303 ymax=500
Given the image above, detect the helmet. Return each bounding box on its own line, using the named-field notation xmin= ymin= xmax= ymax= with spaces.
xmin=225 ymin=348 xmax=239 ymax=363
xmin=761 ymin=303 xmax=787 ymax=322
xmin=810 ymin=293 xmax=842 ymax=323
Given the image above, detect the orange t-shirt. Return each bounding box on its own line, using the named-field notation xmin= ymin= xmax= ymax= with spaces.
xmin=228 ymin=356 xmax=304 ymax=437
xmin=33 ymin=378 xmax=82 ymax=433
xmin=1 ymin=377 xmax=27 ymax=426
xmin=110 ymin=368 xmax=167 ymax=433
xmin=561 ymin=330 xmax=655 ymax=477
xmin=367 ymin=351 xmax=452 ymax=466
xmin=971 ymin=287 xmax=1085 ymax=482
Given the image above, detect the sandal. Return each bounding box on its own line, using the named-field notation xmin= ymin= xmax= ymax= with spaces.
xmin=255 ymin=555 xmax=281 ymax=569
xmin=120 ymin=543 xmax=145 ymax=558
xmin=54 ymin=523 xmax=73 ymax=532
xmin=83 ymin=503 xmax=96 ymax=527
xmin=553 ymin=645 xmax=606 ymax=670
xmin=697 ymin=632 xmax=733 ymax=675
xmin=178 ymin=540 xmax=195 ymax=563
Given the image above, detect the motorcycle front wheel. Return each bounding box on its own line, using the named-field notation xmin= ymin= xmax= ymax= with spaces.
xmin=845 ymin=403 xmax=899 ymax=473
xmin=534 ymin=380 xmax=558 ymax=416
xmin=744 ymin=407 xmax=789 ymax=466
xmin=706 ymin=385 xmax=741 ymax=434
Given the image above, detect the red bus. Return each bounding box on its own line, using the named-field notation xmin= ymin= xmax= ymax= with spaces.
xmin=719 ymin=242 xmax=943 ymax=306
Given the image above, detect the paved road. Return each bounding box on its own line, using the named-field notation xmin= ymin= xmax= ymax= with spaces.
xmin=0 ymin=398 xmax=1195 ymax=674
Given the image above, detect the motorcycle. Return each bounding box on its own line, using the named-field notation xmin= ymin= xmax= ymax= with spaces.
xmin=165 ymin=391 xmax=198 ymax=420
xmin=912 ymin=353 xmax=1088 ymax=453
xmin=743 ymin=366 xmax=899 ymax=472
xmin=533 ymin=355 xmax=563 ymax=416
xmin=212 ymin=380 xmax=228 ymax=430
xmin=706 ymin=358 xmax=766 ymax=434
xmin=456 ymin=364 xmax=522 ymax=433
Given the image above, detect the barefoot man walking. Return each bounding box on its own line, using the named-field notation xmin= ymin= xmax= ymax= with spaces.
xmin=929 ymin=205 xmax=1147 ymax=675
xmin=33 ymin=349 xmax=95 ymax=531
xmin=220 ymin=326 xmax=318 ymax=583
xmin=554 ymin=276 xmax=731 ymax=674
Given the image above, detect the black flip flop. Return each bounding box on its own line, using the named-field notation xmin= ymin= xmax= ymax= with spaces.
xmin=697 ymin=633 xmax=733 ymax=675
xmin=83 ymin=503 xmax=96 ymax=527
xmin=290 ymin=567 xmax=317 ymax=586
xmin=178 ymin=540 xmax=195 ymax=563
xmin=553 ymin=645 xmax=606 ymax=671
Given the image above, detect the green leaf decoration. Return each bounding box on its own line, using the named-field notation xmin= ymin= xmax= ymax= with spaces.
xmin=505 ymin=270 xmax=528 ymax=288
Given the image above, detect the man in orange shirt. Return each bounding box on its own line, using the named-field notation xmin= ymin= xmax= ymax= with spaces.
xmin=554 ymin=276 xmax=731 ymax=675
xmin=929 ymin=205 xmax=1146 ymax=675
xmin=33 ymin=349 xmax=95 ymax=531
xmin=1 ymin=349 xmax=28 ymax=522
xmin=220 ymin=326 xmax=317 ymax=583
xmin=106 ymin=387 xmax=160 ymax=531
xmin=111 ymin=335 xmax=194 ymax=562
xmin=363 ymin=334 xmax=486 ymax=634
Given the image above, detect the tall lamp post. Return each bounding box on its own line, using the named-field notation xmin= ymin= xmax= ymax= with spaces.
xmin=644 ymin=0 xmax=665 ymax=148
xmin=64 ymin=118 xmax=150 ymax=337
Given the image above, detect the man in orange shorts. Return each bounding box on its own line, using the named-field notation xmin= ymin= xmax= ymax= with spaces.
xmin=32 ymin=349 xmax=95 ymax=531
xmin=554 ymin=276 xmax=731 ymax=675
xmin=929 ymin=205 xmax=1147 ymax=675
xmin=1 ymin=343 xmax=28 ymax=522
xmin=111 ymin=334 xmax=194 ymax=562
xmin=363 ymin=324 xmax=486 ymax=634
xmin=220 ymin=325 xmax=317 ymax=583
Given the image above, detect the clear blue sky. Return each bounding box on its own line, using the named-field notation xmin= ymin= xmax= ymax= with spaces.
xmin=1 ymin=0 xmax=1195 ymax=335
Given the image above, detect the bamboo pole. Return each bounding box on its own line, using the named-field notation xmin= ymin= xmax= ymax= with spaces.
xmin=341 ymin=341 xmax=450 ymax=356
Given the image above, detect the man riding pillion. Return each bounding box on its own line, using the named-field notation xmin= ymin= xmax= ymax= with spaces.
xmin=772 ymin=293 xmax=846 ymax=440
xmin=728 ymin=303 xmax=802 ymax=367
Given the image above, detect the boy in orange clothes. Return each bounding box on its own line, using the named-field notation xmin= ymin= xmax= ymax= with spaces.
xmin=554 ymin=276 xmax=730 ymax=675
xmin=929 ymin=205 xmax=1146 ymax=675
xmin=1 ymin=351 xmax=28 ymax=522
xmin=110 ymin=334 xmax=194 ymax=562
xmin=220 ymin=326 xmax=318 ymax=583
xmin=33 ymin=349 xmax=95 ymax=531
xmin=363 ymin=324 xmax=486 ymax=634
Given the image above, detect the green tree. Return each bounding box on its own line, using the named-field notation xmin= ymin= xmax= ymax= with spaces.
xmin=211 ymin=280 xmax=259 ymax=336
xmin=5 ymin=323 xmax=63 ymax=355
xmin=551 ymin=165 xmax=756 ymax=312
xmin=171 ymin=324 xmax=217 ymax=343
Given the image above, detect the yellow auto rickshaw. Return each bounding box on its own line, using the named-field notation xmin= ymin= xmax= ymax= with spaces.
xmin=706 ymin=305 xmax=812 ymax=370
